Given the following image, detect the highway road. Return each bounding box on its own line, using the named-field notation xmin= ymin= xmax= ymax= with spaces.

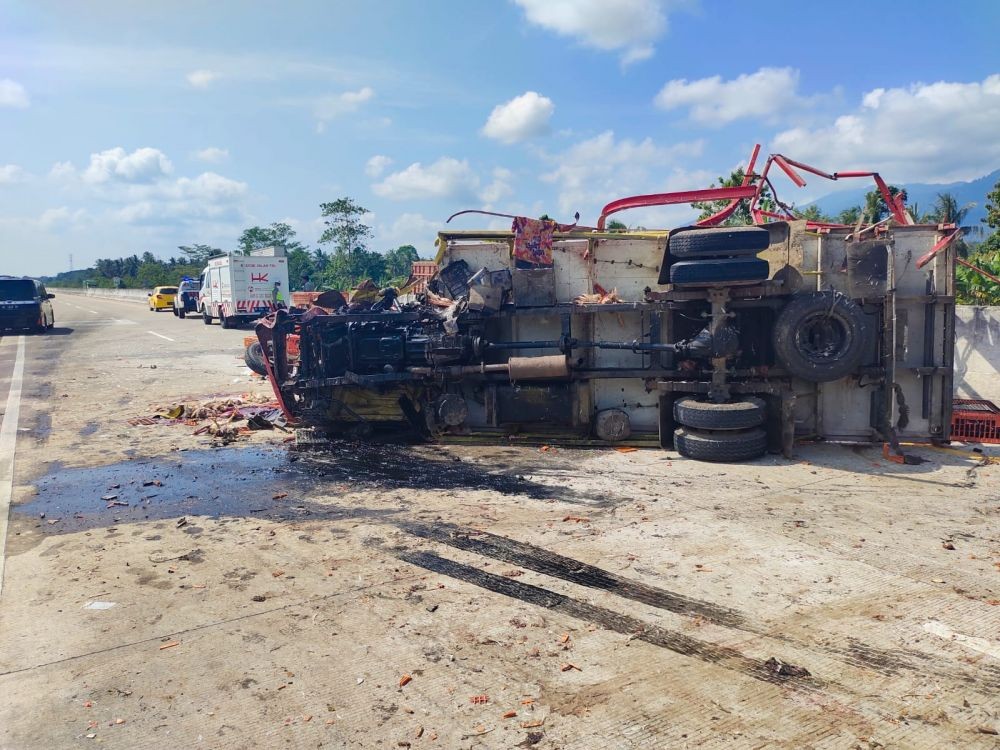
xmin=0 ymin=293 xmax=999 ymax=748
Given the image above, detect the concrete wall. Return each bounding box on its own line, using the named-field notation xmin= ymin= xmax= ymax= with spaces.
xmin=51 ymin=287 xmax=150 ymax=303
xmin=955 ymin=305 xmax=1000 ymax=404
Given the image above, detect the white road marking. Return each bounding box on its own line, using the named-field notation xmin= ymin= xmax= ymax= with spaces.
xmin=923 ymin=620 xmax=1000 ymax=660
xmin=87 ymin=309 xmax=98 ymax=314
xmin=147 ymin=330 xmax=175 ymax=342
xmin=0 ymin=336 xmax=26 ymax=597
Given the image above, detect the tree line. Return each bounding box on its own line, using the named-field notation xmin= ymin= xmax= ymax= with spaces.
xmin=43 ymin=198 xmax=425 ymax=292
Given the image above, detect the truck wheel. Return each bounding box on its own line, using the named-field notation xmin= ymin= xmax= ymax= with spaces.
xmin=244 ymin=342 xmax=268 ymax=376
xmin=673 ymin=397 xmax=765 ymax=430
xmin=178 ymin=308 xmax=185 ymax=319
xmin=670 ymin=226 xmax=769 ymax=259
xmin=202 ymin=308 xmax=213 ymax=325
xmin=670 ymin=258 xmax=769 ymax=285
xmin=220 ymin=313 xmax=233 ymax=329
xmin=773 ymin=291 xmax=870 ymax=382
xmin=674 ymin=427 xmax=766 ymax=462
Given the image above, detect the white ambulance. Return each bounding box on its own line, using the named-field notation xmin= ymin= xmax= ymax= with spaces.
xmin=199 ymin=247 xmax=290 ymax=328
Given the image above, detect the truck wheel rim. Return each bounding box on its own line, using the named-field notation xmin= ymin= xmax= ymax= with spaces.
xmin=794 ymin=311 xmax=851 ymax=362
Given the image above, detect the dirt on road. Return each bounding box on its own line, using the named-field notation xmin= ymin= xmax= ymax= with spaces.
xmin=1 ymin=295 xmax=998 ymax=749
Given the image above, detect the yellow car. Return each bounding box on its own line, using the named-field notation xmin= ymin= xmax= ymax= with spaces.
xmin=148 ymin=286 xmax=177 ymax=311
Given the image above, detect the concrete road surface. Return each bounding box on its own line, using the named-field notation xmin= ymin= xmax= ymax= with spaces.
xmin=0 ymin=294 xmax=998 ymax=749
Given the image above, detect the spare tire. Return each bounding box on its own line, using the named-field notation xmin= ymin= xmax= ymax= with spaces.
xmin=674 ymin=397 xmax=766 ymax=431
xmin=245 ymin=342 xmax=269 ymax=376
xmin=670 ymin=258 xmax=769 ymax=285
xmin=674 ymin=427 xmax=767 ymax=462
xmin=670 ymin=226 xmax=770 ymax=259
xmin=773 ymin=291 xmax=870 ymax=383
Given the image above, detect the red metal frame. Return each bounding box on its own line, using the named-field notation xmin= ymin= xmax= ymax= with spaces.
xmin=951 ymin=399 xmax=1000 ymax=444
xmin=597 ymin=144 xmax=914 ymax=230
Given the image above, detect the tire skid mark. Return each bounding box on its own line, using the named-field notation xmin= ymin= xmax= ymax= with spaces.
xmin=401 ymin=522 xmax=1000 ymax=695
xmin=398 ymin=549 xmax=824 ymax=691
xmin=400 ymin=521 xmax=748 ymax=629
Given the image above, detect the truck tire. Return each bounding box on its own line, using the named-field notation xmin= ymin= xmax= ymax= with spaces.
xmin=245 ymin=342 xmax=268 ymax=376
xmin=220 ymin=313 xmax=233 ymax=329
xmin=674 ymin=427 xmax=767 ymax=462
xmin=673 ymin=397 xmax=766 ymax=430
xmin=773 ymin=291 xmax=870 ymax=383
xmin=670 ymin=258 xmax=769 ymax=285
xmin=670 ymin=226 xmax=769 ymax=259
xmin=202 ymin=308 xmax=213 ymax=325
xmin=178 ymin=308 xmax=186 ymax=319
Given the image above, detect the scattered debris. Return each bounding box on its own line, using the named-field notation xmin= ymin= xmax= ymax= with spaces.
xmin=399 ymin=674 xmax=412 ymax=687
xmin=520 ymin=719 xmax=545 ymax=729
xmin=83 ymin=601 xmax=116 ymax=611
xmin=502 ymin=710 xmax=517 ymax=719
xmin=763 ymin=657 xmax=810 ymax=678
xmin=158 ymin=641 xmax=179 ymax=650
xmin=251 ymin=595 xmax=266 ymax=602
xmin=470 ymin=694 xmax=489 ymax=705
xmin=560 ymin=663 xmax=581 ymax=672
xmin=942 ymin=540 xmax=956 ymax=550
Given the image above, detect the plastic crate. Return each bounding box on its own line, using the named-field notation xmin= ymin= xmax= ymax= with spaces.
xmin=951 ymin=399 xmax=1000 ymax=444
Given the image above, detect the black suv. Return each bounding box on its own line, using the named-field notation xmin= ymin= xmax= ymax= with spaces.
xmin=0 ymin=277 xmax=55 ymax=333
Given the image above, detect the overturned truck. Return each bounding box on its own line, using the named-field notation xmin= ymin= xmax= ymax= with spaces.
xmin=257 ymin=150 xmax=958 ymax=462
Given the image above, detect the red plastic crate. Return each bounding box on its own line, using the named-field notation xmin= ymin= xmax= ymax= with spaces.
xmin=951 ymin=399 xmax=1000 ymax=444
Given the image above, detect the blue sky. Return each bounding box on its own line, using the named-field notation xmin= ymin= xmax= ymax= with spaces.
xmin=2 ymin=0 xmax=999 ymax=276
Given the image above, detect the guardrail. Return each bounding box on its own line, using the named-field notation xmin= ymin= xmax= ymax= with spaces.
xmin=50 ymin=287 xmax=151 ymax=303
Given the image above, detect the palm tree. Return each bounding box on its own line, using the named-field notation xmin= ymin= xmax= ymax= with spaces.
xmin=929 ymin=192 xmax=981 ymax=257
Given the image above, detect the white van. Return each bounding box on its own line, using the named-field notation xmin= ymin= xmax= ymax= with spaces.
xmin=199 ymin=247 xmax=290 ymax=328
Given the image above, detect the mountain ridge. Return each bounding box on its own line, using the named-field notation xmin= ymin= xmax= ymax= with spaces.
xmin=809 ymin=169 xmax=999 ymax=226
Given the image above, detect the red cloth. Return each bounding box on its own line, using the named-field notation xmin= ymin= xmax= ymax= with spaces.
xmin=512 ymin=217 xmax=556 ymax=266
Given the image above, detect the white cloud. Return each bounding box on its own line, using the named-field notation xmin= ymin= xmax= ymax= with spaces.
xmin=655 ymin=67 xmax=803 ymax=125
xmin=365 ymin=154 xmax=394 ymax=178
xmin=186 ymin=69 xmax=220 ymax=89
xmin=81 ymin=147 xmax=173 ymax=184
xmin=514 ymin=0 xmax=680 ymax=64
xmin=0 ymin=79 xmax=29 ymax=108
xmin=38 ymin=207 xmax=87 ymax=231
xmin=480 ymin=167 xmax=514 ymax=205
xmin=194 ymin=147 xmax=229 ymax=164
xmin=540 ymin=130 xmax=704 ymax=217
xmin=373 ymin=157 xmax=480 ymax=201
xmin=376 ymin=212 xmax=441 ymax=256
xmin=314 ymin=86 xmax=375 ymax=131
xmin=44 ymin=146 xmax=250 ymax=229
xmin=771 ymin=74 xmax=1000 ymax=182
xmin=0 ymin=164 xmax=26 ymax=184
xmin=482 ymin=91 xmax=555 ymax=144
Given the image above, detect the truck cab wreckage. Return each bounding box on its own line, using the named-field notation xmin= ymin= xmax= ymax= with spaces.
xmin=256 ymin=147 xmax=959 ymax=462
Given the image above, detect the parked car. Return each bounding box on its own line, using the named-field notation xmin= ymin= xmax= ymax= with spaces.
xmin=172 ymin=279 xmax=200 ymax=318
xmin=148 ymin=286 xmax=177 ymax=312
xmin=0 ymin=276 xmax=55 ymax=333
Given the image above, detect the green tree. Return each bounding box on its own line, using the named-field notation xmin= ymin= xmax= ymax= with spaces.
xmin=322 ymin=248 xmax=387 ymax=290
xmin=605 ymin=219 xmax=628 ymax=231
xmin=793 ymin=205 xmax=832 ymax=222
xmin=925 ymin=192 xmax=980 ymax=257
xmin=319 ymin=198 xmax=373 ymax=254
xmin=690 ymin=169 xmax=774 ymax=226
xmin=384 ymin=244 xmax=419 ymax=283
xmin=864 ymin=185 xmax=906 ymax=223
xmin=237 ymin=222 xmax=307 ymax=255
xmin=178 ymin=244 xmax=224 ymax=265
xmin=837 ymin=206 xmax=862 ymax=225
xmin=982 ymin=177 xmax=1000 ymax=232
xmin=956 ymin=247 xmax=1000 ymax=305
